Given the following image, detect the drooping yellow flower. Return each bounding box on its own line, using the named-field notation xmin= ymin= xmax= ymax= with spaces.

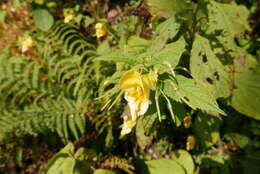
xmin=186 ymin=135 xmax=196 ymax=151
xmin=183 ymin=115 xmax=192 ymax=128
xmin=120 ymin=115 xmax=137 ymax=136
xmin=64 ymin=11 xmax=75 ymax=23
xmin=19 ymin=36 xmax=34 ymax=53
xmin=95 ymin=23 xmax=107 ymax=38
xmin=119 ymin=69 xmax=151 ymax=121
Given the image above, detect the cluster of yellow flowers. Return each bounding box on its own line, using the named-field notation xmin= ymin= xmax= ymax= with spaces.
xmin=119 ymin=69 xmax=151 ymax=136
xmin=95 ymin=23 xmax=107 ymax=38
xmin=19 ymin=36 xmax=34 ymax=53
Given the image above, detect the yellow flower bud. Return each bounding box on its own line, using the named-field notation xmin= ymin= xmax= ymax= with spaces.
xmin=95 ymin=23 xmax=107 ymax=38
xmin=183 ymin=115 xmax=192 ymax=128
xmin=120 ymin=115 xmax=136 ymax=136
xmin=119 ymin=69 xmax=151 ymax=121
xmin=186 ymin=135 xmax=196 ymax=151
xmin=64 ymin=11 xmax=75 ymax=23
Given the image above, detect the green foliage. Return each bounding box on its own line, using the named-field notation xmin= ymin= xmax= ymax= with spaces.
xmin=34 ymin=9 xmax=54 ymax=31
xmin=0 ymin=0 xmax=259 ymax=173
xmin=142 ymin=158 xmax=186 ymax=174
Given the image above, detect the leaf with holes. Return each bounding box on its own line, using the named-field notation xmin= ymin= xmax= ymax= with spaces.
xmin=190 ymin=34 xmax=232 ymax=99
xmin=206 ymin=1 xmax=250 ymax=37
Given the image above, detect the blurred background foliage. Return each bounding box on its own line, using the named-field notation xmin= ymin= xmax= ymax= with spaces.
xmin=0 ymin=0 xmax=259 ymax=173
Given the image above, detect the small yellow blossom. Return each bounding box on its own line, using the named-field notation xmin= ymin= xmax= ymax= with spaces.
xmin=95 ymin=23 xmax=107 ymax=38
xmin=64 ymin=11 xmax=75 ymax=23
xmin=186 ymin=135 xmax=196 ymax=151
xmin=19 ymin=36 xmax=34 ymax=53
xmin=120 ymin=115 xmax=136 ymax=136
xmin=183 ymin=115 xmax=192 ymax=128
xmin=119 ymin=69 xmax=151 ymax=121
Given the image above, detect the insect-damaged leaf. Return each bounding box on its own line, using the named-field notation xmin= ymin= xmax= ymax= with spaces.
xmin=190 ymin=34 xmax=232 ymax=98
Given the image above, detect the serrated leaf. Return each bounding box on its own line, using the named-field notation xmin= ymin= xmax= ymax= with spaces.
xmin=190 ymin=34 xmax=231 ymax=98
xmin=33 ymin=9 xmax=54 ymax=31
xmin=231 ymin=55 xmax=260 ymax=120
xmin=172 ymin=150 xmax=195 ymax=174
xmin=147 ymin=16 xmax=181 ymax=53
xmin=163 ymin=74 xmax=225 ymax=116
xmin=207 ymin=1 xmax=250 ymax=37
xmin=193 ymin=112 xmax=222 ymax=148
xmin=148 ymin=37 xmax=185 ymax=71
xmin=143 ymin=158 xmax=186 ymax=174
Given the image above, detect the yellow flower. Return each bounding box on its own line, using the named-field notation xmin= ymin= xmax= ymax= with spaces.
xmin=119 ymin=69 xmax=151 ymax=121
xmin=95 ymin=23 xmax=107 ymax=38
xmin=186 ymin=135 xmax=196 ymax=151
xmin=183 ymin=115 xmax=192 ymax=128
xmin=19 ymin=36 xmax=34 ymax=53
xmin=64 ymin=12 xmax=75 ymax=23
xmin=120 ymin=115 xmax=136 ymax=136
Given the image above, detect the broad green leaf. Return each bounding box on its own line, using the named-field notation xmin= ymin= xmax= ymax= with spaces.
xmin=94 ymin=169 xmax=116 ymax=174
xmin=143 ymin=158 xmax=186 ymax=174
xmin=148 ymin=37 xmax=185 ymax=71
xmin=172 ymin=150 xmax=195 ymax=174
xmin=190 ymin=34 xmax=231 ymax=98
xmin=193 ymin=112 xmax=222 ymax=148
xmin=207 ymin=1 xmax=250 ymax=37
xmin=231 ymin=55 xmax=260 ymax=120
xmin=34 ymin=9 xmax=54 ymax=31
xmin=47 ymin=157 xmax=76 ymax=174
xmin=163 ymin=75 xmax=225 ymax=116
xmin=45 ymin=142 xmax=74 ymax=170
xmin=147 ymin=16 xmax=181 ymax=53
xmin=147 ymin=0 xmax=190 ymax=18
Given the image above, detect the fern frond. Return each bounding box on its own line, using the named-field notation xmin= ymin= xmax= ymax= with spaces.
xmin=0 ymin=98 xmax=86 ymax=144
xmin=101 ymin=156 xmax=135 ymax=174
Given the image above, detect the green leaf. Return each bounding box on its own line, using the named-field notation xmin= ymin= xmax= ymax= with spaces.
xmin=148 ymin=37 xmax=186 ymax=71
xmin=231 ymin=55 xmax=260 ymax=120
xmin=94 ymin=169 xmax=116 ymax=174
xmin=136 ymin=117 xmax=152 ymax=150
xmin=190 ymin=34 xmax=232 ymax=98
xmin=207 ymin=1 xmax=250 ymax=37
xmin=33 ymin=9 xmax=54 ymax=31
xmin=193 ymin=112 xmax=222 ymax=148
xmin=163 ymin=75 xmax=225 ymax=116
xmin=47 ymin=157 xmax=76 ymax=174
xmin=147 ymin=16 xmax=181 ymax=53
xmin=45 ymin=142 xmax=75 ymax=170
xmin=171 ymin=150 xmax=195 ymax=174
xmin=147 ymin=0 xmax=190 ymax=18
xmin=143 ymin=158 xmax=186 ymax=174
xmin=96 ymin=50 xmax=142 ymax=66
